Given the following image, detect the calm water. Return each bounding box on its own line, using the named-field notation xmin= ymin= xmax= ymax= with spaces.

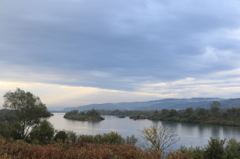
xmin=48 ymin=113 xmax=240 ymax=150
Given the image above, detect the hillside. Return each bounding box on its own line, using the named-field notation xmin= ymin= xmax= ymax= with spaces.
xmin=60 ymin=97 xmax=240 ymax=112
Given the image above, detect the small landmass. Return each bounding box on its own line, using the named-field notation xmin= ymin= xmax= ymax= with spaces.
xmin=64 ymin=109 xmax=104 ymax=121
xmin=118 ymin=115 xmax=126 ymax=118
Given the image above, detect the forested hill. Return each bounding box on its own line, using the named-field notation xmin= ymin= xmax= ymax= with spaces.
xmin=62 ymin=98 xmax=240 ymax=112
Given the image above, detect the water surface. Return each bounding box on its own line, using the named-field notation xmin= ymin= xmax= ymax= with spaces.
xmin=49 ymin=113 xmax=240 ymax=150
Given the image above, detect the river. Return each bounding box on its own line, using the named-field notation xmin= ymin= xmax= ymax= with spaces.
xmin=48 ymin=113 xmax=240 ymax=150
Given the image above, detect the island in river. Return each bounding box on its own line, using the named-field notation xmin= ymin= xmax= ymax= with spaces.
xmin=63 ymin=109 xmax=104 ymax=121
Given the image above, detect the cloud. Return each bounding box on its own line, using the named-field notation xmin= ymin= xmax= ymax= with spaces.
xmin=0 ymin=81 xmax=161 ymax=109
xmin=1 ymin=0 xmax=240 ymax=107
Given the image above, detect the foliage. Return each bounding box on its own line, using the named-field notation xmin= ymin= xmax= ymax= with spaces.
xmin=147 ymin=101 xmax=240 ymax=126
xmin=77 ymin=132 xmax=137 ymax=146
xmin=29 ymin=120 xmax=55 ymax=144
xmin=0 ymin=109 xmax=18 ymax=122
xmin=0 ymin=136 xmax=161 ymax=159
xmin=118 ymin=115 xmax=126 ymax=118
xmin=204 ymin=137 xmax=226 ymax=159
xmin=178 ymin=146 xmax=204 ymax=159
xmin=0 ymin=121 xmax=22 ymax=140
xmin=166 ymin=151 xmax=191 ymax=159
xmin=129 ymin=114 xmax=148 ymax=119
xmin=210 ymin=101 xmax=221 ymax=116
xmin=176 ymin=137 xmax=240 ymax=159
xmin=98 ymin=109 xmax=154 ymax=117
xmin=140 ymin=125 xmax=180 ymax=154
xmin=66 ymin=130 xmax=78 ymax=144
xmin=0 ymin=121 xmax=12 ymax=139
xmin=125 ymin=135 xmax=138 ymax=146
xmin=64 ymin=109 xmax=104 ymax=121
xmin=224 ymin=138 xmax=240 ymax=159
xmin=54 ymin=131 xmax=68 ymax=142
xmin=3 ymin=88 xmax=51 ymax=139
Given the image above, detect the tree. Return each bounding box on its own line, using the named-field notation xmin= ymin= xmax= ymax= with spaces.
xmin=196 ymin=107 xmax=207 ymax=116
xmin=204 ymin=137 xmax=225 ymax=159
xmin=29 ymin=120 xmax=55 ymax=143
xmin=3 ymin=88 xmax=51 ymax=139
xmin=140 ymin=125 xmax=180 ymax=155
xmin=168 ymin=109 xmax=178 ymax=117
xmin=184 ymin=107 xmax=193 ymax=117
xmin=54 ymin=130 xmax=68 ymax=142
xmin=86 ymin=109 xmax=100 ymax=116
xmin=210 ymin=101 xmax=221 ymax=115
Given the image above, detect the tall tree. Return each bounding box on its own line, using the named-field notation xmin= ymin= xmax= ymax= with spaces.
xmin=3 ymin=88 xmax=51 ymax=139
xmin=210 ymin=101 xmax=221 ymax=115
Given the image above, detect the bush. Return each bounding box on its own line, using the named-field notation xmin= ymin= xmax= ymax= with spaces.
xmin=224 ymin=138 xmax=240 ymax=159
xmin=54 ymin=131 xmax=68 ymax=142
xmin=204 ymin=137 xmax=226 ymax=159
xmin=0 ymin=122 xmax=11 ymax=139
xmin=30 ymin=120 xmax=55 ymax=144
xmin=0 ymin=141 xmax=161 ymax=159
xmin=66 ymin=130 xmax=78 ymax=144
xmin=102 ymin=132 xmax=125 ymax=144
xmin=124 ymin=135 xmax=138 ymax=146
xmin=166 ymin=151 xmax=191 ymax=159
xmin=76 ymin=132 xmax=139 ymax=146
xmin=10 ymin=121 xmax=22 ymax=140
xmin=178 ymin=146 xmax=204 ymax=159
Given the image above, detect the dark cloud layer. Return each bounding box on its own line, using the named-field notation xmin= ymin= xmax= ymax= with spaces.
xmin=1 ymin=0 xmax=240 ymax=92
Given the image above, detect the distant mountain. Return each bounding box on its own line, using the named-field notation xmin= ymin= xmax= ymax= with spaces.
xmin=220 ymin=98 xmax=240 ymax=109
xmin=60 ymin=97 xmax=240 ymax=112
xmin=136 ymin=98 xmax=225 ymax=110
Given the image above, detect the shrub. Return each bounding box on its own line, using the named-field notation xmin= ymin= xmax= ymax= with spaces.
xmin=166 ymin=151 xmax=191 ymax=159
xmin=0 ymin=141 xmax=161 ymax=159
xmin=204 ymin=137 xmax=225 ymax=159
xmin=178 ymin=146 xmax=204 ymax=159
xmin=66 ymin=130 xmax=78 ymax=144
xmin=102 ymin=132 xmax=125 ymax=144
xmin=30 ymin=120 xmax=55 ymax=144
xmin=125 ymin=135 xmax=138 ymax=146
xmin=54 ymin=131 xmax=68 ymax=142
xmin=224 ymin=138 xmax=240 ymax=159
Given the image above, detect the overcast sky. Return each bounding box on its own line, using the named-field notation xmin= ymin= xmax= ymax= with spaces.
xmin=1 ymin=0 xmax=240 ymax=109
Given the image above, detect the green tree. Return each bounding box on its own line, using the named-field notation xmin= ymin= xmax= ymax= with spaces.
xmin=204 ymin=137 xmax=225 ymax=159
xmin=3 ymin=88 xmax=51 ymax=139
xmin=86 ymin=109 xmax=100 ymax=116
xmin=184 ymin=107 xmax=193 ymax=117
xmin=161 ymin=109 xmax=169 ymax=118
xmin=196 ymin=107 xmax=207 ymax=116
xmin=54 ymin=131 xmax=68 ymax=142
xmin=210 ymin=101 xmax=221 ymax=116
xmin=169 ymin=109 xmax=178 ymax=117
xmin=30 ymin=120 xmax=55 ymax=143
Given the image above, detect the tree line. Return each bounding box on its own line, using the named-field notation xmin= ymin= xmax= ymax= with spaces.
xmin=148 ymin=101 xmax=240 ymax=126
xmin=96 ymin=101 xmax=240 ymax=126
xmin=64 ymin=109 xmax=104 ymax=121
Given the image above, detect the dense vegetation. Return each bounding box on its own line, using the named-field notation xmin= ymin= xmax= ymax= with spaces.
xmin=148 ymin=101 xmax=240 ymax=126
xmin=64 ymin=109 xmax=104 ymax=121
xmin=2 ymin=132 xmax=240 ymax=158
xmin=107 ymin=101 xmax=240 ymax=126
xmin=167 ymin=137 xmax=240 ymax=159
xmin=98 ymin=109 xmax=154 ymax=116
xmin=0 ymin=109 xmax=18 ymax=121
xmin=0 ymin=134 xmax=160 ymax=159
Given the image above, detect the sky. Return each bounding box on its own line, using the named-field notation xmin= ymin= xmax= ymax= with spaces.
xmin=1 ymin=0 xmax=240 ymax=109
